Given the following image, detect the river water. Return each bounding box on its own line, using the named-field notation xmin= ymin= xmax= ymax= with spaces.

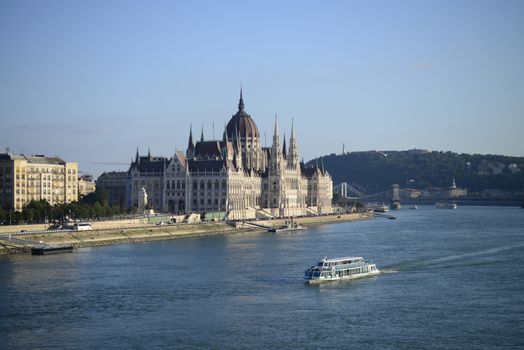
xmin=1 ymin=206 xmax=523 ymax=349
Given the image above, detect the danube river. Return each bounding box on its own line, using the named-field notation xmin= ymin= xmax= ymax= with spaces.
xmin=1 ymin=206 xmax=523 ymax=349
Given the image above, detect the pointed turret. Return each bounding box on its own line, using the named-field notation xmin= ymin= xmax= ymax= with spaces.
xmin=250 ymin=134 xmax=255 ymax=171
xmin=272 ymin=115 xmax=281 ymax=152
xmin=148 ymin=147 xmax=151 ymax=158
xmin=282 ymin=133 xmax=287 ymax=158
xmin=186 ymin=125 xmax=195 ymax=159
xmin=288 ymin=118 xmax=300 ymax=169
xmin=273 ymin=114 xmax=279 ymax=139
xmin=233 ymin=126 xmax=242 ymax=171
xmin=200 ymin=125 xmax=204 ymax=142
xmin=135 ymin=147 xmax=140 ymax=165
xmin=270 ymin=114 xmax=283 ymax=173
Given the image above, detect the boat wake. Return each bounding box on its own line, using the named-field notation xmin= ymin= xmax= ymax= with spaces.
xmin=385 ymin=243 xmax=524 ymax=272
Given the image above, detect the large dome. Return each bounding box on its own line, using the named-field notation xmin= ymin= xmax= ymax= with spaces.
xmin=226 ymin=90 xmax=260 ymax=139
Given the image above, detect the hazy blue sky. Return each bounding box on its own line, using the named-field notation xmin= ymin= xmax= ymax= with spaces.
xmin=1 ymin=0 xmax=523 ymax=176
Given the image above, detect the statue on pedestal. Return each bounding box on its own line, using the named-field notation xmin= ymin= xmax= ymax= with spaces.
xmin=138 ymin=187 xmax=155 ymax=216
xmin=138 ymin=187 xmax=148 ymax=213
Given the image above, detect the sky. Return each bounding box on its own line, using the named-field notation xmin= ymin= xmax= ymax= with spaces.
xmin=1 ymin=0 xmax=523 ymax=177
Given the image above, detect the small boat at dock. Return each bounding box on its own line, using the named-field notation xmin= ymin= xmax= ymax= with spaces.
xmin=268 ymin=220 xmax=305 ymax=233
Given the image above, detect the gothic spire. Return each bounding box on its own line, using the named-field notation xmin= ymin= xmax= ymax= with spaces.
xmin=189 ymin=125 xmax=194 ymax=147
xmin=288 ymin=118 xmax=299 ymax=169
xmin=200 ymin=125 xmax=204 ymax=142
xmin=282 ymin=133 xmax=287 ymax=158
xmin=270 ymin=114 xmax=282 ymax=169
xmin=250 ymin=134 xmax=255 ymax=170
xmin=290 ymin=118 xmax=296 ymax=141
xmin=187 ymin=125 xmax=195 ymax=158
xmin=135 ymin=147 xmax=140 ymax=165
xmin=148 ymin=147 xmax=151 ymax=158
xmin=272 ymin=114 xmax=280 ymax=145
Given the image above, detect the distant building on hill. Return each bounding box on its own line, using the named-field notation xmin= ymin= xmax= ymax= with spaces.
xmin=420 ymin=178 xmax=467 ymax=198
xmin=0 ymin=153 xmax=78 ymax=211
xmin=447 ymin=178 xmax=467 ymax=198
xmin=407 ymin=148 xmax=431 ymax=155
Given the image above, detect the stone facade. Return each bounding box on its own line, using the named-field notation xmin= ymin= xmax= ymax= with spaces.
xmin=78 ymin=175 xmax=96 ymax=198
xmin=126 ymin=90 xmax=333 ymax=219
xmin=0 ymin=153 xmax=78 ymax=211
xmin=96 ymin=171 xmax=128 ymax=208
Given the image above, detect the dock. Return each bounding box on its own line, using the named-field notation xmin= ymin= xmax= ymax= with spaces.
xmin=31 ymin=245 xmax=74 ymax=255
xmin=0 ymin=235 xmax=74 ymax=255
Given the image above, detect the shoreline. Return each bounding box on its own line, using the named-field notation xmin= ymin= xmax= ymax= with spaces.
xmin=0 ymin=213 xmax=372 ymax=255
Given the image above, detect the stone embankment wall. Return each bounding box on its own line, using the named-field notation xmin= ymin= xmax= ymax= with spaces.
xmin=0 ymin=213 xmax=372 ymax=255
xmin=0 ymin=222 xmax=244 ymax=254
xmin=0 ymin=218 xmax=149 ymax=234
xmin=256 ymin=212 xmax=371 ymax=227
xmin=0 ymin=223 xmax=49 ymax=233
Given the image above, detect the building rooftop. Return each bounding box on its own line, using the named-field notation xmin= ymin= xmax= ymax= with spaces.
xmin=0 ymin=153 xmax=67 ymax=165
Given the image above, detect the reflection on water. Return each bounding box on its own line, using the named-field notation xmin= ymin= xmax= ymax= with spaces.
xmin=1 ymin=206 xmax=523 ymax=349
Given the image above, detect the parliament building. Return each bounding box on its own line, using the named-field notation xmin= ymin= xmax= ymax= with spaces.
xmin=127 ymin=90 xmax=332 ymax=219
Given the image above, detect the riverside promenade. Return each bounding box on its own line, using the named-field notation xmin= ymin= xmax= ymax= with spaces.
xmin=0 ymin=213 xmax=372 ymax=255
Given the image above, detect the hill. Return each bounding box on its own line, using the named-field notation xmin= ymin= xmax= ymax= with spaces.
xmin=309 ymin=150 xmax=524 ymax=195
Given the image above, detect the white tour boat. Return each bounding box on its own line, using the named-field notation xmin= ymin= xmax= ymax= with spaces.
xmin=304 ymin=256 xmax=380 ymax=284
xmin=435 ymin=202 xmax=457 ymax=209
xmin=372 ymin=204 xmax=389 ymax=213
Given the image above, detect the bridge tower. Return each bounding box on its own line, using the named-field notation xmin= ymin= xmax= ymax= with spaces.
xmin=390 ymin=184 xmax=401 ymax=210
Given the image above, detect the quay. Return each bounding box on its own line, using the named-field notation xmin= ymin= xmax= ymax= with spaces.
xmin=0 ymin=212 xmax=372 ymax=255
xmin=31 ymin=245 xmax=74 ymax=255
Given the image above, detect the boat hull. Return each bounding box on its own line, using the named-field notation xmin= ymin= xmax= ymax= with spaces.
xmin=305 ymin=270 xmax=380 ymax=285
xmin=270 ymin=227 xmax=306 ymax=233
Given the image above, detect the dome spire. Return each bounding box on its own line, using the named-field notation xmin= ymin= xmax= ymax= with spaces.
xmin=238 ymin=85 xmax=245 ymax=112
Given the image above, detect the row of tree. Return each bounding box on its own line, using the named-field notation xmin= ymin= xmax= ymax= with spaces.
xmin=0 ymin=187 xmax=129 ymax=225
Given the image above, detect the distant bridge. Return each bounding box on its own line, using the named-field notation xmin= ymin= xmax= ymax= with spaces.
xmin=334 ymin=182 xmax=402 ymax=201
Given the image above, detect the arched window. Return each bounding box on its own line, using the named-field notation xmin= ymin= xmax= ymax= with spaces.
xmin=200 ymin=181 xmax=204 ymax=189
xmin=176 ymin=180 xmax=180 ymax=189
xmin=207 ymin=180 xmax=212 ymax=189
xmin=193 ymin=181 xmax=197 ymax=190
xmin=181 ymin=181 xmax=185 ymax=189
xmin=222 ymin=180 xmax=227 ymax=189
xmin=215 ymin=180 xmax=219 ymax=189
